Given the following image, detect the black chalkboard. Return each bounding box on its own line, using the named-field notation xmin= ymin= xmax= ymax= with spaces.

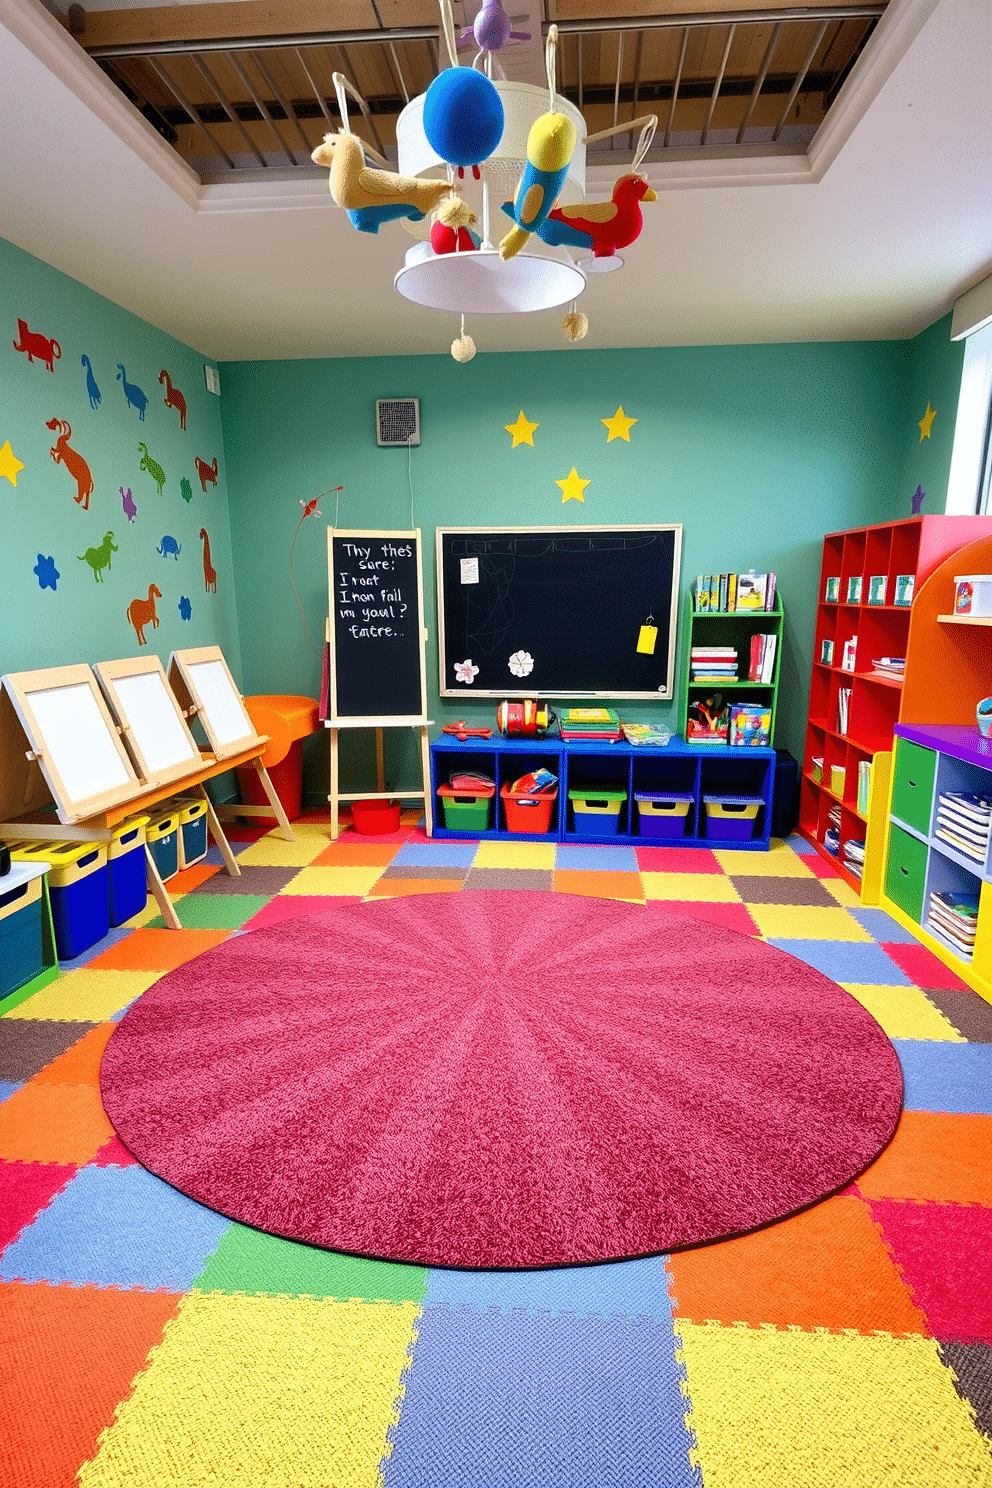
xmin=437 ymin=526 xmax=682 ymax=699
xmin=328 ymin=530 xmax=426 ymax=720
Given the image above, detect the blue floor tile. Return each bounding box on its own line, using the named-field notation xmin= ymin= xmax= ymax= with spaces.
xmin=57 ymin=926 xmax=133 ymax=972
xmin=848 ymin=907 xmax=920 ymax=944
xmin=423 ymin=1254 xmax=671 ymax=1319
xmin=385 ymin=1304 xmax=699 ymax=1488
xmin=0 ymin=1081 xmax=21 ymax=1103
xmin=393 ymin=844 xmax=479 ymax=868
xmin=892 ymin=1040 xmax=992 ymax=1114
xmin=555 ymin=844 xmax=640 ymax=871
xmin=768 ymin=939 xmax=913 ymax=984
xmin=786 ymin=834 xmax=818 ymax=855
xmin=0 ymin=1162 xmax=230 ymax=1290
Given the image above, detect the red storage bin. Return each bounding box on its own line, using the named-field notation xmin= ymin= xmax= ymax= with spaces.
xmin=500 ymin=783 xmax=557 ymax=835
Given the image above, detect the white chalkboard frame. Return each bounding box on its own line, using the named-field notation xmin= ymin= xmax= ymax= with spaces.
xmin=94 ymin=656 xmax=203 ymax=788
xmin=326 ymin=527 xmax=429 ymax=725
xmin=168 ymin=646 xmax=260 ymax=759
xmin=1 ymin=664 xmax=143 ymax=824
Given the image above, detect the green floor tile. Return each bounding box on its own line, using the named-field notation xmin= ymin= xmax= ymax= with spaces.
xmin=193 ymin=1222 xmax=428 ymax=1303
xmin=146 ymin=894 xmax=269 ymax=930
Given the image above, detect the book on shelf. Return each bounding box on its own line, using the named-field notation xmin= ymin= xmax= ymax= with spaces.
xmin=857 ymin=759 xmax=872 ymax=815
xmin=842 ymin=837 xmax=865 ymax=878
xmin=736 ymin=571 xmax=768 ymax=610
xmin=747 ymin=633 xmax=777 ymax=683
xmin=559 ymin=706 xmax=622 ymax=741
xmin=728 ymin=703 xmax=771 ymax=747
xmin=691 ymin=572 xmax=776 ymax=612
xmin=928 ymin=890 xmax=979 ymax=958
xmin=841 ymin=636 xmax=858 ymax=672
xmin=837 ymin=687 xmax=852 ymax=734
xmin=872 ymin=657 xmax=905 ymax=678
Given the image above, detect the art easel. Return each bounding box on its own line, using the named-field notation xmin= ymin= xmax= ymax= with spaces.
xmin=0 ymin=654 xmax=292 ymax=932
xmin=325 ymin=529 xmax=433 ymax=841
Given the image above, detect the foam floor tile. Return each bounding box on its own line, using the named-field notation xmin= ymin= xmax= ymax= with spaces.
xmin=923 ymin=987 xmax=992 ymax=1043
xmin=677 ymin=1323 xmax=992 ymax=1488
xmin=553 ymin=869 xmax=645 ymax=902
xmin=856 ymin=1111 xmax=992 ymax=1205
xmin=422 ymin=1253 xmax=672 ymax=1319
xmin=749 ymin=903 xmax=874 ymax=941
xmin=0 ymin=1162 xmax=230 ymax=1290
xmin=803 ymin=852 xmax=845 ymax=879
xmin=3 ymin=968 xmax=161 ymax=1022
xmin=786 ymin=833 xmax=818 ymax=855
xmin=196 ymin=1223 xmax=427 ymax=1304
xmin=713 ymin=844 xmax=816 ymax=877
xmin=32 ymin=1022 xmax=116 ymax=1087
xmin=234 ymin=833 xmax=330 ymax=867
xmin=770 ymin=940 xmax=912 ymax=983
xmin=0 ymin=1081 xmax=19 ymax=1102
xmin=91 ymin=1134 xmax=138 ymax=1167
xmin=939 ymin=1341 xmax=992 ymax=1439
xmin=879 ymin=940 xmax=973 ymax=992
xmin=848 ymin=906 xmax=921 ymax=943
xmin=379 ymin=864 xmax=468 ymax=880
xmin=667 ymin=900 xmax=760 ymax=936
xmin=239 ymin=894 xmax=362 ymax=931
xmin=366 ymin=876 xmax=462 ymax=898
xmin=841 ymin=984 xmax=967 ymax=1041
xmin=169 ymin=862 xmax=223 ymax=895
xmin=86 ymin=928 xmax=231 ymax=972
xmin=391 ymin=843 xmax=479 ymax=868
xmin=144 ymin=893 xmax=270 ymax=930
xmin=634 ymin=845 xmax=723 ymax=873
xmin=0 ymin=1281 xmax=182 ymax=1488
xmin=0 ymin=1159 xmax=77 ymax=1249
xmin=554 ymin=843 xmax=640 ymax=872
xmin=892 ymin=1041 xmax=992 ymax=1114
xmin=668 ymin=1195 xmax=927 ymax=1335
xmin=0 ymin=1082 xmax=113 ymax=1164
xmin=56 ymin=926 xmax=136 ymax=971
xmin=473 ymin=841 xmax=557 ymax=870
xmin=462 ymin=868 xmax=555 ymax=892
xmin=311 ymin=840 xmax=402 ymax=867
xmin=0 ymin=1019 xmax=97 ymax=1082
xmin=869 ymin=1199 xmax=992 ymax=1344
xmin=186 ymin=865 xmax=302 ymax=896
xmin=726 ymin=874 xmax=838 ymax=906
xmin=820 ymin=875 xmax=865 ymax=907
xmin=280 ymin=865 xmax=386 ymax=897
xmin=77 ymin=1291 xmax=419 ymax=1488
xmin=642 ymin=871 xmax=742 ymax=903
xmin=385 ymin=1305 xmax=698 ymax=1488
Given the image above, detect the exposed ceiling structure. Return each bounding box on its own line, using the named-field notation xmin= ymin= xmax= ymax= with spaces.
xmin=1 ymin=0 xmax=990 ymax=361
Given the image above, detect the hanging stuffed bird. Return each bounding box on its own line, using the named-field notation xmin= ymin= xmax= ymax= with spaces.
xmin=311 ymin=133 xmax=450 ymax=233
xmin=499 ymin=111 xmax=577 ymax=260
xmin=533 ymin=173 xmax=657 ymax=258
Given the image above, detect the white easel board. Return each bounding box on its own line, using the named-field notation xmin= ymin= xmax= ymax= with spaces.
xmin=1 ymin=665 xmax=143 ymax=824
xmin=94 ymin=656 xmax=202 ymax=788
xmin=168 ymin=647 xmax=260 ymax=759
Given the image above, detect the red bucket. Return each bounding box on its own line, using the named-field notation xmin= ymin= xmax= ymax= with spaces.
xmin=351 ymin=799 xmax=402 ymax=835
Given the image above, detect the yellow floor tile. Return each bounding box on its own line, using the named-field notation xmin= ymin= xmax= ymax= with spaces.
xmin=77 ymin=1292 xmax=419 ymax=1488
xmin=678 ymin=1323 xmax=992 ymax=1488
xmin=820 ymin=876 xmax=864 ymax=907
xmin=712 ymin=844 xmax=815 ymax=877
xmin=642 ymin=872 xmax=742 ymax=903
xmin=840 ymin=984 xmax=967 ymax=1041
xmin=236 ymin=835 xmax=331 ymax=868
xmin=3 ymin=968 xmax=162 ymax=1021
xmin=280 ymin=866 xmax=385 ymax=897
xmin=473 ymin=842 xmax=557 ymax=869
xmin=748 ymin=904 xmax=873 ymax=941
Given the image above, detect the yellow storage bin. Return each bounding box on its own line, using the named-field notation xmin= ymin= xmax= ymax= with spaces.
xmin=10 ymin=839 xmax=109 ymax=959
xmin=108 ymin=814 xmax=149 ymax=926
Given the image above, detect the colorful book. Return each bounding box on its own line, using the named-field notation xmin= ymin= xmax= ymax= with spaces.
xmin=728 ymin=703 xmax=771 ymax=747
xmin=736 ymin=572 xmax=767 ymax=610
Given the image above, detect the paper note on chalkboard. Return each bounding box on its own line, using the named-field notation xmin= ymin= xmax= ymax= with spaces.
xmin=460 ymin=557 xmax=479 ymax=585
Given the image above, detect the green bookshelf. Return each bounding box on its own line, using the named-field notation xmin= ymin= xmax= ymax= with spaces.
xmin=677 ymin=590 xmax=785 ymax=746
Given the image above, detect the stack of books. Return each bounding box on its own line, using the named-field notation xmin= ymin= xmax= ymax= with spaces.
xmin=621 ymin=721 xmax=673 ymax=747
xmin=729 ymin=703 xmax=771 ymax=747
xmin=558 ymin=707 xmax=622 ymax=742
xmin=842 ymin=837 xmax=865 ymax=878
xmin=934 ymin=791 xmax=992 ymax=864
xmin=928 ymin=890 xmax=979 ymax=960
xmin=872 ymin=656 xmax=905 ymax=680
xmin=690 ymin=646 xmax=738 ymax=682
xmin=692 ymin=572 xmax=778 ymax=612
xmin=748 ymin=634 xmax=777 ymax=682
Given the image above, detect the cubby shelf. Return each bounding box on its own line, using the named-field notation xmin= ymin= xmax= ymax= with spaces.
xmin=677 ymin=591 xmax=784 ymax=746
xmin=799 ymin=515 xmax=992 ymax=896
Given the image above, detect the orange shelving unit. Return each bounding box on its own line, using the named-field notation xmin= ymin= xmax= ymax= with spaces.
xmin=799 ymin=514 xmax=991 ymax=893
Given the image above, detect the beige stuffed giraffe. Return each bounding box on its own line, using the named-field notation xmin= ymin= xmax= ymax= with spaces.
xmin=311 ymin=133 xmax=450 ymax=233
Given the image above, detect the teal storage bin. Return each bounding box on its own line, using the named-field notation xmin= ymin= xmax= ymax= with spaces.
xmin=147 ymin=810 xmax=180 ymax=883
xmin=0 ymin=870 xmax=45 ymax=998
xmin=175 ymin=799 xmax=209 ymax=868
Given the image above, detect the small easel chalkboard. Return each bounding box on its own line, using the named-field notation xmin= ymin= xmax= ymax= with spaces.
xmin=326 ymin=529 xmax=433 ymax=839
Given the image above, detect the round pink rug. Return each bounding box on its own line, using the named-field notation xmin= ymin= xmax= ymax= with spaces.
xmin=100 ymin=892 xmax=902 ymax=1268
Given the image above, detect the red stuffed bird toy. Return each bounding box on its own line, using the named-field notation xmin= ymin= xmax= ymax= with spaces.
xmin=532 ymin=173 xmax=657 ymax=258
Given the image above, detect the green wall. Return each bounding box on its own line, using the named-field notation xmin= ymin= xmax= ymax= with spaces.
xmin=1 ymin=238 xmax=242 ymax=686
xmin=219 ymin=340 xmax=915 ymax=794
xmin=894 ymin=312 xmax=966 ymax=511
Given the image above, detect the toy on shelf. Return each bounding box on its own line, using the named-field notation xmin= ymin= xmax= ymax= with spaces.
xmin=443 ymin=720 xmax=493 ymax=740
xmin=496 ymin=700 xmax=556 ymax=737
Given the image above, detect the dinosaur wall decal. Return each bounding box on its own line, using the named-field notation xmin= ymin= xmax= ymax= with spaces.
xmin=117 ymin=364 xmax=148 ymax=420
xmin=81 ymin=354 xmax=102 ymax=409
xmin=159 ymin=369 xmax=187 ymax=430
xmin=78 ymin=531 xmax=118 ymax=582
xmin=195 ymin=455 xmax=218 ymax=492
xmin=138 ymin=442 xmax=166 ymax=495
xmin=157 ymin=535 xmax=181 ymax=559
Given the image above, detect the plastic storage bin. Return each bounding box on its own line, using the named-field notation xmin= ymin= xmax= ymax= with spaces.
xmin=438 ymin=782 xmax=494 ymax=831
xmin=146 ymin=809 xmax=180 ymax=883
xmin=0 ymin=867 xmax=45 ymax=998
xmin=108 ymin=814 xmax=149 ymax=927
xmin=501 ymin=783 xmax=557 ymax=835
xmin=568 ymin=789 xmax=626 ymax=836
xmin=174 ymin=798 xmax=208 ymax=868
xmin=11 ymin=840 xmax=109 ymax=960
xmin=703 ymin=795 xmax=763 ymax=842
xmin=634 ymin=792 xmax=692 ymax=839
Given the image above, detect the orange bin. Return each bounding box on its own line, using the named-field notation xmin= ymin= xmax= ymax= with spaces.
xmin=236 ymin=695 xmax=319 ymax=821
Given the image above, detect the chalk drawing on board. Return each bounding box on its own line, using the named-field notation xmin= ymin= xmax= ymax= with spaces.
xmin=95 ymin=656 xmax=201 ymax=788
xmin=169 ymin=647 xmax=259 ymax=759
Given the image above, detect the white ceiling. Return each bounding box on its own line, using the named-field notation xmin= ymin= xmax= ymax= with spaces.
xmin=2 ymin=0 xmax=991 ymax=361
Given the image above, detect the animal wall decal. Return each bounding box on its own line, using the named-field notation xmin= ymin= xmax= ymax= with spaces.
xmin=180 ymin=476 xmax=193 ymax=504
xmin=194 ymin=455 xmax=218 ymax=492
xmin=121 ymin=486 xmax=138 ymax=522
xmin=159 ymin=369 xmax=187 ymax=430
xmin=157 ymin=535 xmax=181 ymax=559
xmin=178 ymin=596 xmax=192 ymax=621
xmin=138 ymin=442 xmax=166 ymax=495
xmin=199 ymin=527 xmax=217 ymax=593
xmin=78 ymin=531 xmax=118 ymax=582
xmin=46 ymin=418 xmax=94 ymax=509
xmin=33 ymin=555 xmax=60 ymax=591
xmin=126 ymin=584 xmax=162 ymax=646
xmin=117 ymin=364 xmax=148 ymax=420
xmin=14 ymin=318 xmax=61 ymax=372
xmin=81 ymin=354 xmax=102 ymax=409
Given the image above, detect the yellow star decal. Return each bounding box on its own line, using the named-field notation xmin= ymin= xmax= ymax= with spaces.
xmin=556 ymin=467 xmax=590 ymax=504
xmin=0 ymin=440 xmax=25 ymax=486
xmin=918 ymin=402 xmax=936 ymax=441
xmin=602 ymin=406 xmax=637 ymax=443
xmin=505 ymin=410 xmax=539 ymax=448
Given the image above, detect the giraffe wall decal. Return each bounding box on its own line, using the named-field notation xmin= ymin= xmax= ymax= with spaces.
xmin=199 ymin=527 xmax=217 ymax=593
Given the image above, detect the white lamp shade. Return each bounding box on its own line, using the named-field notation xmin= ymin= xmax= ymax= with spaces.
xmin=395 ymin=247 xmax=586 ymax=315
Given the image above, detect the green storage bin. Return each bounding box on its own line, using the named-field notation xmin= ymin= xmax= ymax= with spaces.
xmin=884 ymin=822 xmax=928 ymax=924
xmin=890 ymin=738 xmax=936 ymax=836
xmin=437 ymin=784 xmax=494 ymax=831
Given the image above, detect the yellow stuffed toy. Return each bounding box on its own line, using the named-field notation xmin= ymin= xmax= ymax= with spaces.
xmin=311 ymin=133 xmax=450 ymax=234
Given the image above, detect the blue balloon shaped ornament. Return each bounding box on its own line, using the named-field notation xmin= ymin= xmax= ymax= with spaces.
xmin=423 ymin=67 xmax=504 ymax=177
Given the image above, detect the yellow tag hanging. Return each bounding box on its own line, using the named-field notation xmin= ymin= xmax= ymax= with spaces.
xmin=637 ymin=616 xmax=658 ymax=655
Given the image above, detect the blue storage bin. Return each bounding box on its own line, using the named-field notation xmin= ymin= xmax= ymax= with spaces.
xmin=11 ymin=841 xmax=110 ymax=961
xmin=147 ymin=809 xmax=180 ymax=883
xmin=567 ymin=789 xmax=626 ymax=836
xmin=175 ymin=799 xmax=209 ymax=868
xmin=0 ymin=869 xmax=45 ymax=998
xmin=635 ymin=792 xmax=693 ymax=839
xmin=108 ymin=815 xmax=149 ymax=927
xmin=703 ymin=795 xmax=763 ymax=842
